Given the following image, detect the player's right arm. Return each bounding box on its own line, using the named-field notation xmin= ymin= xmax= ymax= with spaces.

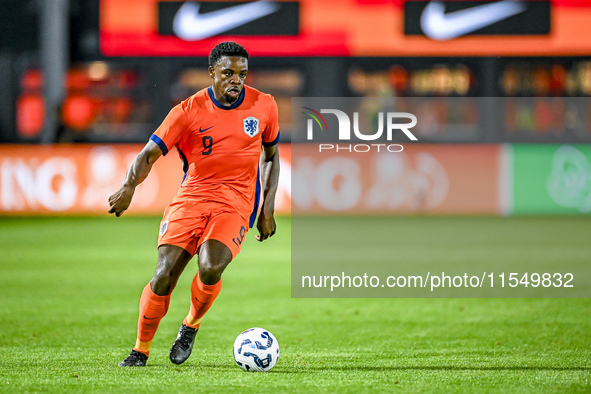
xmin=108 ymin=102 xmax=189 ymax=217
xmin=108 ymin=140 xmax=162 ymax=217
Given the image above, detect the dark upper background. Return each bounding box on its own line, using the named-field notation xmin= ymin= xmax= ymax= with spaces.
xmin=2 ymin=0 xmax=591 ymax=144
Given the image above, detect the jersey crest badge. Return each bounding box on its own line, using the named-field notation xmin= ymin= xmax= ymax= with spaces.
xmin=243 ymin=117 xmax=260 ymax=138
xmin=160 ymin=221 xmax=168 ymax=236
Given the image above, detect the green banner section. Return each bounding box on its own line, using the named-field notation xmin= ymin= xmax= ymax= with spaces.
xmin=512 ymin=144 xmax=591 ymax=214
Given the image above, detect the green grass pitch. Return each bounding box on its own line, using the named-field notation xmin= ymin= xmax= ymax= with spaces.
xmin=0 ymin=215 xmax=589 ymax=392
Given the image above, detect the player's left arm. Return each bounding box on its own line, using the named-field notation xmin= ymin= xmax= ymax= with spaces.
xmin=256 ymin=144 xmax=280 ymax=242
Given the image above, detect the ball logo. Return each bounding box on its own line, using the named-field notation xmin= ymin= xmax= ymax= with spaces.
xmin=233 ymin=327 xmax=279 ymax=372
xmin=243 ymin=117 xmax=260 ymax=138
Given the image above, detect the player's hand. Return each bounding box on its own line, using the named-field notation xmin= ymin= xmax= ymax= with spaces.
xmin=108 ymin=186 xmax=135 ymax=217
xmin=256 ymin=210 xmax=276 ymax=242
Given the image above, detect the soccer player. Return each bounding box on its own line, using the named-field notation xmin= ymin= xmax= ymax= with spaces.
xmin=108 ymin=42 xmax=280 ymax=367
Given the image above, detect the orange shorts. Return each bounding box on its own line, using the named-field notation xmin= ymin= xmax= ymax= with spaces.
xmin=158 ymin=198 xmax=250 ymax=258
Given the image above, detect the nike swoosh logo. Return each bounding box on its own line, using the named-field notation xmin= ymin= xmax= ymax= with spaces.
xmin=143 ymin=315 xmax=159 ymax=320
xmin=173 ymin=1 xmax=281 ymax=41
xmin=194 ymin=297 xmax=205 ymax=305
xmin=420 ymin=0 xmax=527 ymax=41
xmin=199 ymin=126 xmax=214 ymax=133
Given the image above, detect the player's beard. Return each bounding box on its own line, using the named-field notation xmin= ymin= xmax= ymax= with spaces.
xmin=224 ymin=87 xmax=241 ymax=104
xmin=224 ymin=93 xmax=239 ymax=104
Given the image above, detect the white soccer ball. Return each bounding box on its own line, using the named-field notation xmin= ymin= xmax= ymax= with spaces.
xmin=232 ymin=327 xmax=280 ymax=372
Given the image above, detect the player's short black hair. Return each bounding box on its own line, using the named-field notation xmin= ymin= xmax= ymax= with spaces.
xmin=209 ymin=42 xmax=249 ymax=67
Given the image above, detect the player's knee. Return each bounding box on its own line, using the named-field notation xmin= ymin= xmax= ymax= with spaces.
xmin=151 ymin=267 xmax=175 ymax=295
xmin=198 ymin=240 xmax=232 ymax=284
xmin=199 ymin=259 xmax=226 ymax=285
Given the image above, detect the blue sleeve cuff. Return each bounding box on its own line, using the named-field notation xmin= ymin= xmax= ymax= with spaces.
xmin=150 ymin=134 xmax=169 ymax=156
xmin=262 ymin=131 xmax=280 ymax=147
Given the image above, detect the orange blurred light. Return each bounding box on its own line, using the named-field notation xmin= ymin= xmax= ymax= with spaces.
xmin=17 ymin=94 xmax=45 ymax=137
xmin=62 ymin=95 xmax=97 ymax=130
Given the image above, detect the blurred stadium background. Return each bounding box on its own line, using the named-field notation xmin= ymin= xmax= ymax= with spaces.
xmin=1 ymin=0 xmax=590 ymax=391
xmin=1 ymin=0 xmax=591 ymax=216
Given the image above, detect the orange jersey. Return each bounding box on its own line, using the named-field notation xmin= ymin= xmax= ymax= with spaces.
xmin=150 ymin=85 xmax=280 ymax=227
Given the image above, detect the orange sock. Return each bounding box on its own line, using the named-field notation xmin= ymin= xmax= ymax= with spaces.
xmin=133 ymin=282 xmax=171 ymax=356
xmin=183 ymin=272 xmax=222 ymax=329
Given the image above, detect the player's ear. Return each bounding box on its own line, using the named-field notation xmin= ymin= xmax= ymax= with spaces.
xmin=208 ymin=66 xmax=215 ymax=79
